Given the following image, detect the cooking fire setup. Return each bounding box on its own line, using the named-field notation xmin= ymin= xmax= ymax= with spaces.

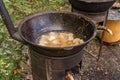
xmin=0 ymin=0 xmax=117 ymax=80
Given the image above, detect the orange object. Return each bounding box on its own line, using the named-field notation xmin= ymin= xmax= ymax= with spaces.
xmin=99 ymin=20 xmax=120 ymax=43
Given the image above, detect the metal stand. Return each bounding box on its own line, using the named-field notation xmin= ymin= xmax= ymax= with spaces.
xmin=97 ymin=10 xmax=109 ymax=61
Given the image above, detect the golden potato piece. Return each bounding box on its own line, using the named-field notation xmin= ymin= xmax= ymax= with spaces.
xmin=38 ymin=32 xmax=84 ymax=47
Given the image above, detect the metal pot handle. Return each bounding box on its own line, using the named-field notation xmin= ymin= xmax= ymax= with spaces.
xmin=92 ymin=20 xmax=113 ymax=35
xmin=0 ymin=0 xmax=24 ymax=43
xmin=97 ymin=25 xmax=113 ymax=35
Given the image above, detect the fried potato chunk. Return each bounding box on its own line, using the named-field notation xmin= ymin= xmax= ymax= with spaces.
xmin=38 ymin=32 xmax=84 ymax=47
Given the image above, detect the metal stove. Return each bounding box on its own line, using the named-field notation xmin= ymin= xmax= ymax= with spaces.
xmin=29 ymin=47 xmax=83 ymax=80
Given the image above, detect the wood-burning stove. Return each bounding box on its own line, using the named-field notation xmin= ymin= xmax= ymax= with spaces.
xmin=29 ymin=48 xmax=84 ymax=80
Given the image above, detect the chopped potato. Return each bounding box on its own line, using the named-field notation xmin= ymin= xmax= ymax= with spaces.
xmin=38 ymin=31 xmax=84 ymax=47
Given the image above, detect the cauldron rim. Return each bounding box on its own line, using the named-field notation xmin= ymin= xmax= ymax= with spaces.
xmin=18 ymin=11 xmax=97 ymax=49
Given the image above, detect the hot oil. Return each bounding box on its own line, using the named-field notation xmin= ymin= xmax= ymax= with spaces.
xmin=36 ymin=30 xmax=84 ymax=47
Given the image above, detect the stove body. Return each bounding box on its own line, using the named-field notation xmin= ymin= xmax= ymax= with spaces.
xmin=29 ymin=48 xmax=83 ymax=80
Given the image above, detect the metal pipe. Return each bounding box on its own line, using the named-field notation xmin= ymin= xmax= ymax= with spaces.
xmin=0 ymin=0 xmax=24 ymax=42
xmin=0 ymin=0 xmax=16 ymax=36
xmin=97 ymin=10 xmax=109 ymax=61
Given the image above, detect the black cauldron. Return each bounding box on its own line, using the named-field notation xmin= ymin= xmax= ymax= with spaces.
xmin=0 ymin=0 xmax=97 ymax=57
xmin=69 ymin=0 xmax=115 ymax=13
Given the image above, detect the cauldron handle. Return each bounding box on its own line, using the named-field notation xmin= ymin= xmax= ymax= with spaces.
xmin=97 ymin=25 xmax=113 ymax=35
xmin=91 ymin=20 xmax=113 ymax=35
xmin=0 ymin=0 xmax=24 ymax=43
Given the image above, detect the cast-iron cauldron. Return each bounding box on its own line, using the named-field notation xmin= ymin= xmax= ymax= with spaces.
xmin=0 ymin=0 xmax=109 ymax=57
xmin=69 ymin=0 xmax=115 ymax=13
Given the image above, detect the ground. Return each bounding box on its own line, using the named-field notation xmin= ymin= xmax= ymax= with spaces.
xmin=81 ymin=38 xmax=120 ymax=80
